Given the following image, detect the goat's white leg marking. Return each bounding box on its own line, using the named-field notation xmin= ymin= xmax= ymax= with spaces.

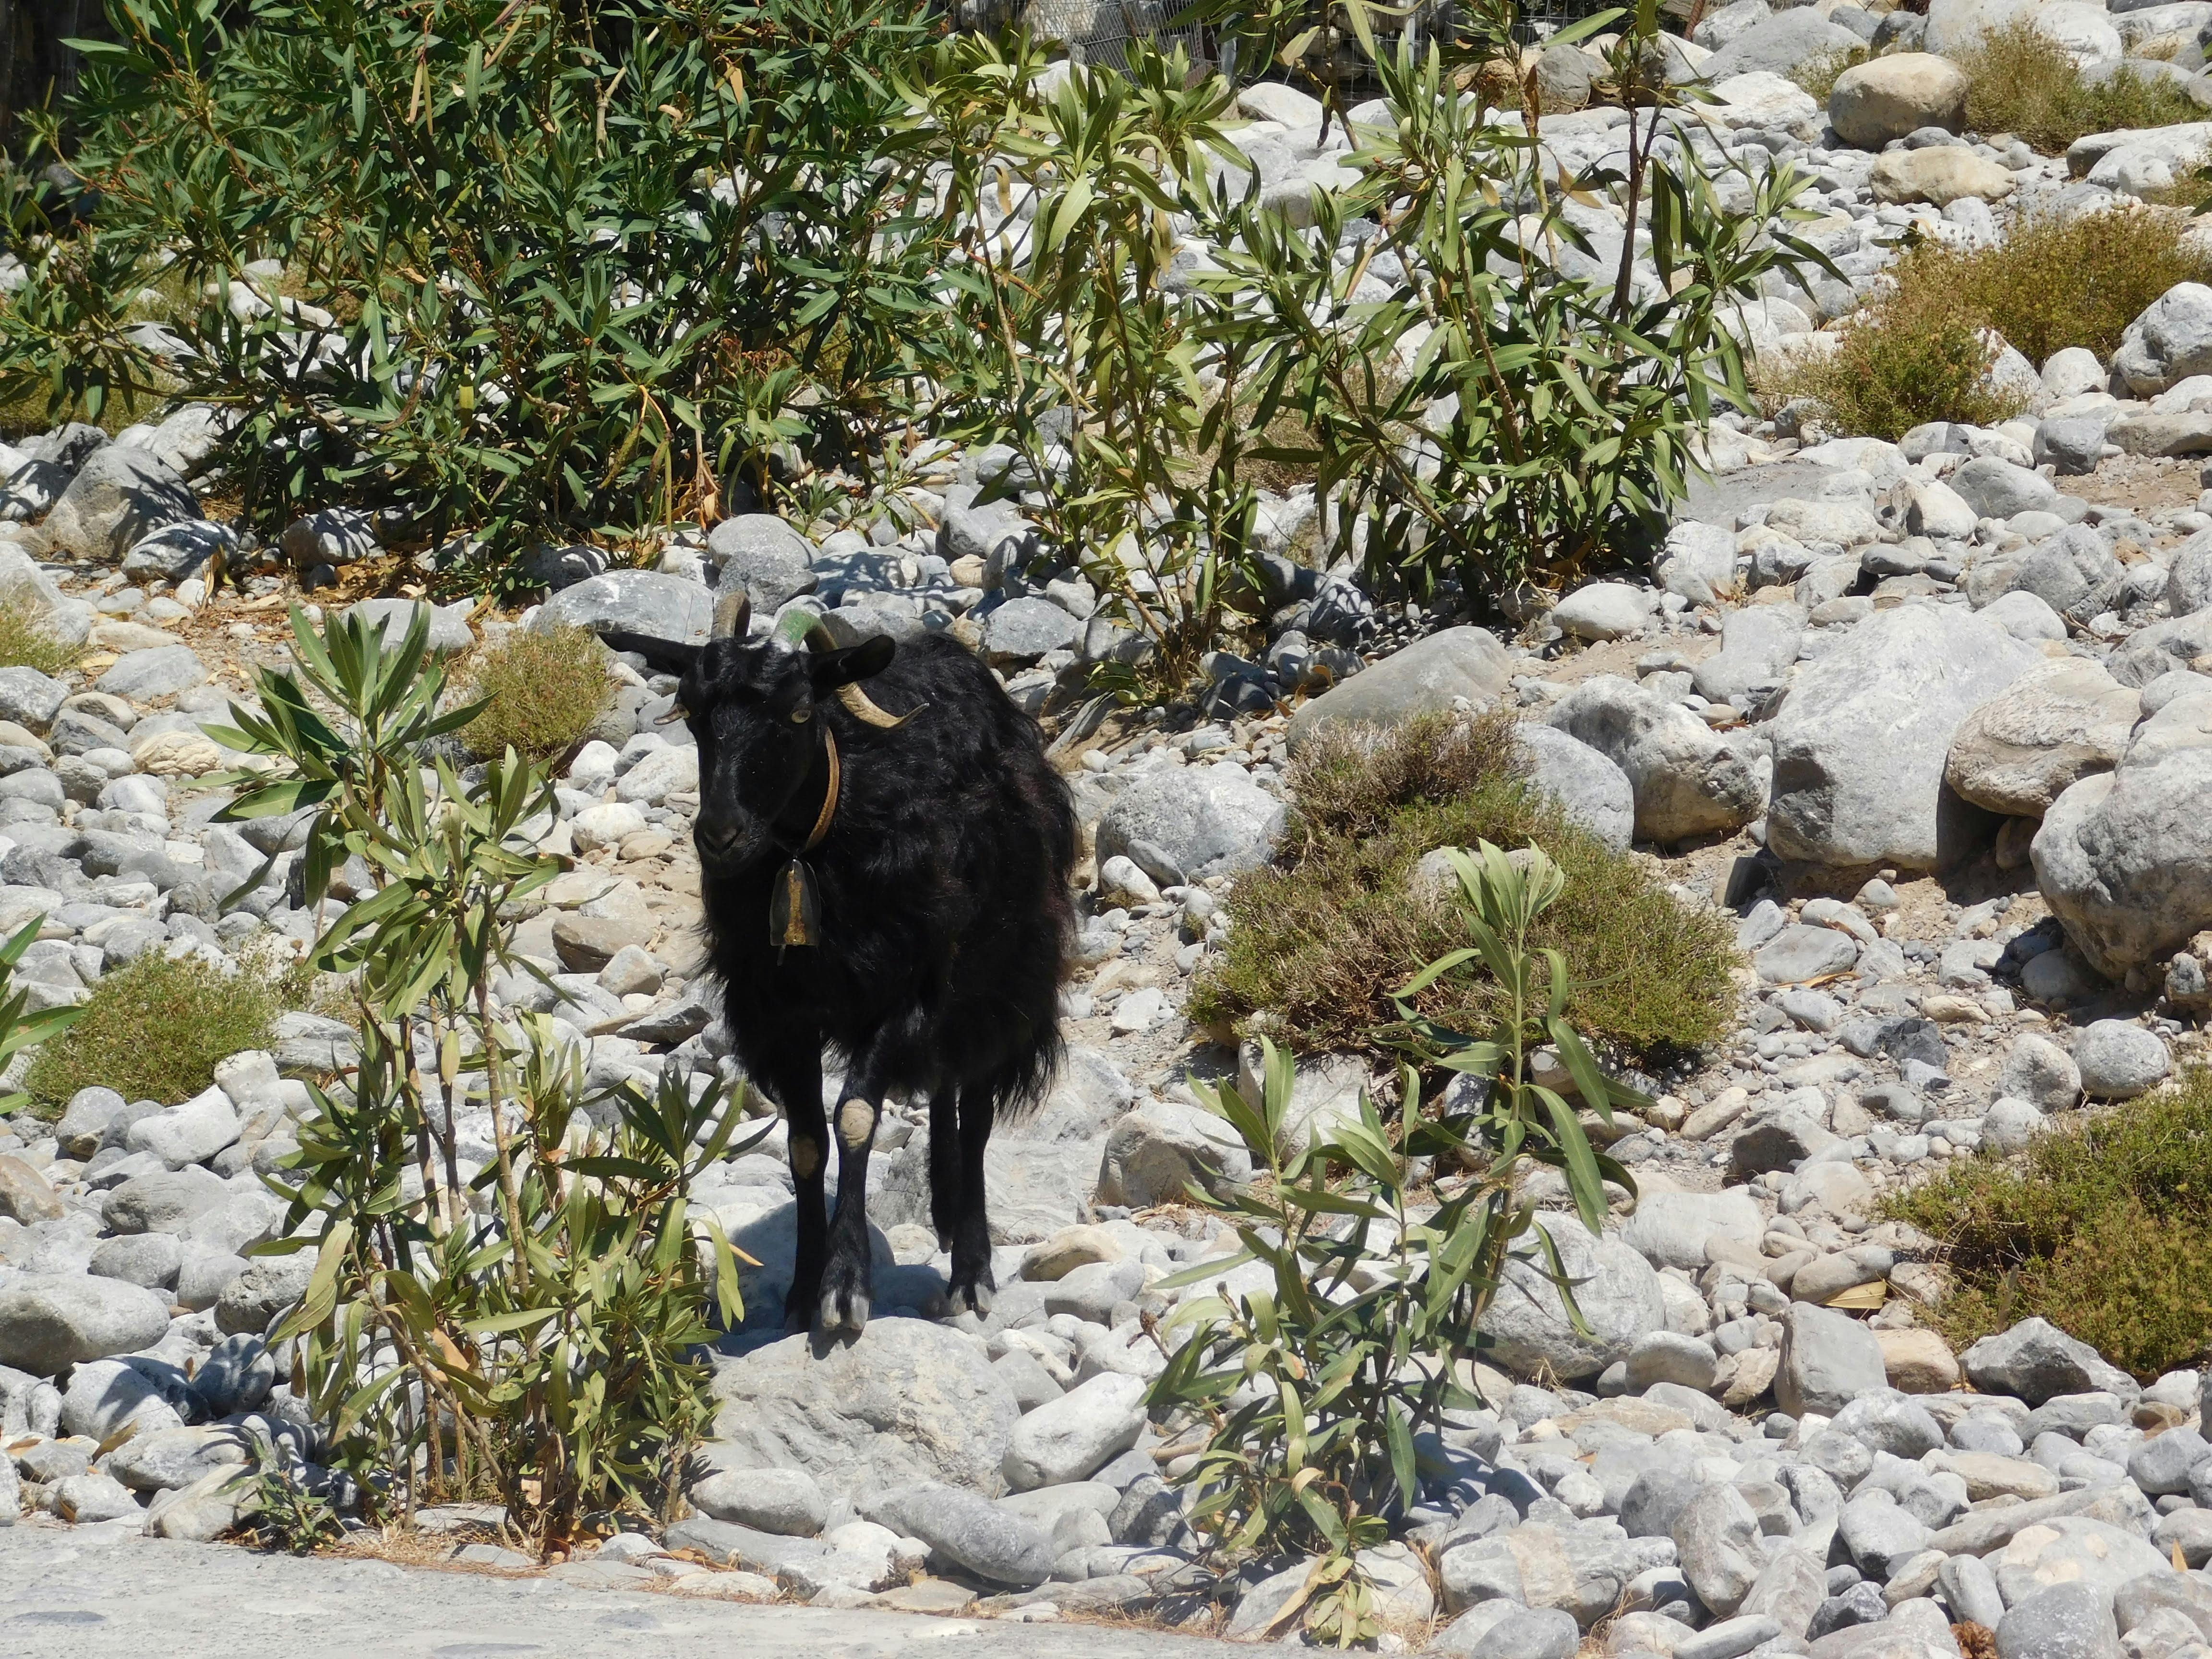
xmin=837 ymin=1098 xmax=876 ymax=1149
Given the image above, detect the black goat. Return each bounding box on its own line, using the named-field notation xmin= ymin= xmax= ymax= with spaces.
xmin=601 ymin=596 xmax=1076 ymax=1334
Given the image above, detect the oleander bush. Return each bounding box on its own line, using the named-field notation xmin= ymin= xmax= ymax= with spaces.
xmin=1156 ymin=850 xmax=1641 ymax=1642
xmin=8 ymin=0 xmax=1823 ymax=685
xmin=0 ymin=0 xmax=953 ymax=557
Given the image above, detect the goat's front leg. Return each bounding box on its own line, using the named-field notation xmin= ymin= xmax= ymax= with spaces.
xmin=816 ymin=1024 xmax=918 ymax=1335
xmin=753 ymin=1043 xmax=828 ymax=1331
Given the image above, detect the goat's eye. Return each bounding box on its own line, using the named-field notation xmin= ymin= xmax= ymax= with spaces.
xmin=789 ymin=707 xmax=811 ymax=724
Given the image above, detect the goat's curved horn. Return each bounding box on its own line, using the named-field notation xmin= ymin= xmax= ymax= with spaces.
xmin=772 ymin=608 xmax=922 ymax=729
xmin=834 ymin=682 xmax=918 ymax=730
xmin=712 ymin=589 xmax=751 ymax=639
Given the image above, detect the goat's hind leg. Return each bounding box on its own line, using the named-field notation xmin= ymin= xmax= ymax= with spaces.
xmin=943 ymin=1080 xmax=997 ymax=1318
xmin=927 ymin=1083 xmax=961 ymax=1246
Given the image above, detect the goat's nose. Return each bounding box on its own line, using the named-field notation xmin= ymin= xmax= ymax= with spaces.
xmin=696 ymin=818 xmax=740 ymax=860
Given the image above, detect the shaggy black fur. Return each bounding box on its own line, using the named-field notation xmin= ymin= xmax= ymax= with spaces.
xmin=600 ymin=624 xmax=1076 ymax=1334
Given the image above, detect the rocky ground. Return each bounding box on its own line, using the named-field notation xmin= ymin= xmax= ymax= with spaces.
xmin=0 ymin=1523 xmax=1223 ymax=1657
xmin=9 ymin=0 xmax=2212 ymax=1650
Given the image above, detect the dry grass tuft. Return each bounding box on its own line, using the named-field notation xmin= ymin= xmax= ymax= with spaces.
xmin=26 ymin=947 xmax=299 ymax=1110
xmin=1764 ymin=278 xmax=2021 ymax=443
xmin=1793 ymin=43 xmax=1872 ymax=104
xmin=1909 ymin=206 xmax=2212 ymax=365
xmin=1960 ymin=21 xmax=2207 ymax=154
xmin=1770 ymin=204 xmax=2212 ymax=436
xmin=459 ymin=624 xmax=614 ymax=763
xmin=1187 ymin=711 xmax=1736 ymax=1060
xmin=0 ymin=604 xmax=82 ymax=678
xmin=1886 ymin=1070 xmax=2212 ymax=1380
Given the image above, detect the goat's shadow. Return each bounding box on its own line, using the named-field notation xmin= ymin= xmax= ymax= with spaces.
xmin=715 ymin=1199 xmax=948 ymax=1355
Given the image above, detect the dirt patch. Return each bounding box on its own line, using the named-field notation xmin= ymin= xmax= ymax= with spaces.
xmin=2080 ymin=453 xmax=2205 ymax=521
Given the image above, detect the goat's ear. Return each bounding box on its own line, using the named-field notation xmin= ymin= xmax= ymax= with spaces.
xmin=807 ymin=635 xmax=896 ymax=689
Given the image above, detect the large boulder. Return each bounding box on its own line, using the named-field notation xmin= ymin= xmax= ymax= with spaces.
xmin=1871 ymin=146 xmax=2018 ymax=207
xmin=1553 ymin=582 xmax=1657 ymax=642
xmin=706 ymin=514 xmax=818 ymax=613
xmin=980 ymin=596 xmax=1079 ymax=665
xmin=1777 ymin=1300 xmax=1887 ymax=1418
xmin=2109 ymin=609 xmax=2212 ymax=689
xmin=1437 ymin=1520 xmax=1660 ymax=1626
xmin=346 ymin=598 xmax=473 ymax=658
xmin=1692 ymin=603 xmax=1805 ymax=705
xmin=37 ymin=444 xmax=197 ymax=561
xmin=1476 ymin=1222 xmax=1665 ymax=1382
xmin=2167 ymin=527 xmax=2212 ymax=616
xmin=1094 ymin=762 xmax=1284 ymax=887
xmin=0 ymin=546 xmax=94 ymax=648
xmin=0 ymin=1274 xmax=172 ymax=1373
xmin=2034 ymin=0 xmax=2123 ymax=62
xmin=2033 ymin=690 xmax=2212 ymax=975
xmin=1697 ymin=8 xmax=1863 ymax=78
xmin=214 ymin=1256 xmax=313 ymax=1335
xmin=123 ymin=1085 xmax=241 ymax=1171
xmin=1544 ymin=674 xmax=1765 ymax=842
xmin=1285 ymin=625 xmax=1513 ymax=750
xmin=1944 ymin=658 xmax=2140 ymax=817
xmin=1963 ymin=1316 xmax=2137 ymax=1404
xmin=97 ymin=644 xmax=208 ymax=701
xmin=1765 ymin=605 xmax=2042 ymax=868
xmin=121 ymin=518 xmax=234 ymax=585
xmin=2114 ymin=282 xmax=2212 ymax=396
xmin=1656 ymin=520 xmax=1740 ymax=608
xmin=1095 ymin=1099 xmax=1253 ymax=1208
xmin=2073 ymin=1019 xmax=2171 ymax=1100
xmin=533 ymin=570 xmax=713 ymax=644
xmin=1926 ymin=0 xmax=2106 ymax=55
xmin=1674 ymin=1484 xmax=1767 ymax=1618
xmin=102 ymin=1168 xmax=231 ymax=1235
xmin=2075 ymin=121 xmax=2212 ymax=197
xmin=1515 ymin=722 xmax=1635 ymax=851
xmin=1996 ymin=1582 xmax=2128 ymax=1659
xmin=1535 ymin=42 xmax=1599 ymax=112
xmin=1964 ymin=524 xmax=2124 ymax=624
xmin=707 ymin=1318 xmax=1022 ymax=1497
xmin=60 ymin=1357 xmax=188 ymax=1442
xmin=1617 ymin=1189 xmax=1764 ymax=1271
xmin=864 ymin=1482 xmax=1055 ymax=1589
xmin=0 ymin=665 xmax=65 ymax=732
xmin=1828 ymin=55 xmax=1968 ymax=149
xmin=1001 ymin=1371 xmax=1147 ymax=1491
xmin=279 ymin=507 xmax=377 ymax=569
xmin=1949 ymin=456 xmax=2058 ymax=519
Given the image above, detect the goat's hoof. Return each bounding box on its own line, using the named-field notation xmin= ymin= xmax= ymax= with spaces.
xmin=818 ymin=1286 xmax=870 ymax=1334
xmin=946 ymin=1279 xmax=994 ymax=1318
xmin=814 ymin=1253 xmax=872 ymax=1335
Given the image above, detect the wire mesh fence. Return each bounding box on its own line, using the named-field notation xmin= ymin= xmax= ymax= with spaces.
xmin=1021 ymin=0 xmax=1217 ymax=76
xmin=1012 ymin=0 xmax=1635 ymax=93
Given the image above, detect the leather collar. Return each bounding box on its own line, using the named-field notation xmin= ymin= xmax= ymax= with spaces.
xmin=775 ymin=724 xmax=840 ymax=856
